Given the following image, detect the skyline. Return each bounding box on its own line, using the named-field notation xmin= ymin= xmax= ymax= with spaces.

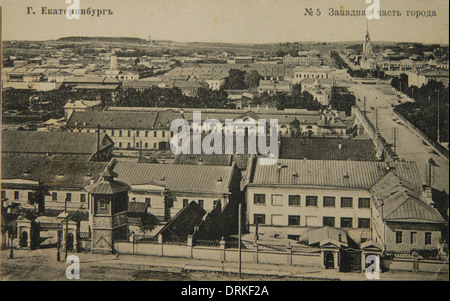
xmin=0 ymin=0 xmax=449 ymax=44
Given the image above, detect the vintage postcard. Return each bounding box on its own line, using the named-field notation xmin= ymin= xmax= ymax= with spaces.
xmin=0 ymin=0 xmax=448 ymax=289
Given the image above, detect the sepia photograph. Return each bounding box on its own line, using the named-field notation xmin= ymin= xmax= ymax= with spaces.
xmin=0 ymin=0 xmax=448 ymax=289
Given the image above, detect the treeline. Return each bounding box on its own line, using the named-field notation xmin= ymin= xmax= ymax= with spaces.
xmin=395 ymin=80 xmax=449 ymax=142
xmin=112 ymin=87 xmax=229 ymax=109
xmin=329 ymin=87 xmax=356 ymax=116
xmin=253 ymin=84 xmax=322 ymax=111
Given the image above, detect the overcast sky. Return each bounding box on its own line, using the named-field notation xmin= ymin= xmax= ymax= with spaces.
xmin=1 ymin=0 xmax=448 ymax=44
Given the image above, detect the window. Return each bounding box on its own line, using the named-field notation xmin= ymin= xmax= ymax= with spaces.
xmin=288 ymin=215 xmax=300 ymax=226
xmin=425 ymin=232 xmax=432 ymax=245
xmin=136 ymin=131 xmax=140 ymax=137
xmin=111 ymin=130 xmax=115 ymax=136
xmin=145 ymin=131 xmax=149 ymax=137
xmin=28 ymin=192 xmax=33 ymax=201
xmin=396 ymin=231 xmax=403 ymax=244
xmin=323 ymin=196 xmax=335 ymax=207
xmin=358 ymin=198 xmax=371 ymax=209
xmin=119 ymin=130 xmax=122 ymax=137
xmin=1 ymin=190 xmax=5 ymax=199
xmin=254 ymin=214 xmax=266 ymax=225
xmin=271 ymin=194 xmax=283 ymax=206
xmin=288 ymin=195 xmax=301 ymax=206
xmin=323 ymin=217 xmax=335 ymax=227
xmin=80 ymin=194 xmax=86 ymax=203
xmin=411 ymin=232 xmax=417 ymax=245
xmin=183 ymin=199 xmax=189 ymax=207
xmin=145 ymin=198 xmax=151 ymax=207
xmin=153 ymin=143 xmax=157 ymax=149
xmin=198 ymin=199 xmax=204 ymax=209
xmin=127 ymin=143 xmax=131 ymax=148
xmin=128 ymin=131 xmax=131 ymax=137
xmin=14 ymin=191 xmax=19 ymax=200
xmin=358 ymin=218 xmax=370 ymax=229
xmin=154 ymin=131 xmax=157 ymax=137
xmin=99 ymin=200 xmax=106 ymax=209
xmin=66 ymin=193 xmax=72 ymax=202
xmin=340 ymin=217 xmax=353 ymax=228
xmin=340 ymin=197 xmax=353 ymax=208
xmin=306 ymin=196 xmax=318 ymax=207
xmin=145 ymin=143 xmax=148 ymax=148
xmin=254 ymin=194 xmax=266 ymax=205
xmin=288 ymin=235 xmax=300 ymax=241
xmin=119 ymin=142 xmax=123 ymax=148
xmin=162 ymin=131 xmax=165 ymax=137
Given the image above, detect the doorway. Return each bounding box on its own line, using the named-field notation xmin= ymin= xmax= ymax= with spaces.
xmin=324 ymin=251 xmax=335 ymax=269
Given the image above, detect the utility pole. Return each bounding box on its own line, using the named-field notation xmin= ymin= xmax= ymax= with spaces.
xmin=64 ymin=197 xmax=69 ymax=261
xmin=437 ymin=89 xmax=440 ymax=143
xmin=238 ymin=201 xmax=242 ymax=279
xmin=363 ymin=97 xmax=366 ymax=116
xmin=375 ymin=108 xmax=378 ymax=129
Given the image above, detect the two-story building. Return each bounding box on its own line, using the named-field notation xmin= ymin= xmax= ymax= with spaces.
xmin=245 ymin=158 xmax=445 ymax=251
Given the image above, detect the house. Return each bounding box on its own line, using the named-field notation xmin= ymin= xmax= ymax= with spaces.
xmin=407 ymin=67 xmax=449 ymax=87
xmin=113 ymin=162 xmax=241 ymax=221
xmin=63 ymin=100 xmax=103 ymax=121
xmin=370 ymin=171 xmax=446 ymax=252
xmin=1 ymin=155 xmax=110 ymax=212
xmin=66 ymin=109 xmax=182 ymax=150
xmin=2 ymin=131 xmax=114 ymax=162
xmin=292 ymin=66 xmax=332 ymax=84
xmin=257 ymin=80 xmax=292 ymax=94
xmin=245 ymin=158 xmax=444 ymax=252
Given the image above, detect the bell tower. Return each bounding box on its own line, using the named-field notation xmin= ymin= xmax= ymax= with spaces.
xmin=363 ymin=20 xmax=373 ymax=56
xmin=85 ymin=160 xmax=130 ymax=253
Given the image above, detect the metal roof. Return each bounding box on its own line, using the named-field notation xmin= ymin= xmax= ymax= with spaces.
xmin=114 ymin=162 xmax=235 ymax=194
xmin=280 ymin=137 xmax=377 ymax=161
xmin=1 ymin=156 xmax=109 ymax=189
xmin=249 ymin=158 xmax=423 ymax=190
xmin=371 ymin=171 xmax=445 ymax=224
xmin=2 ymin=131 xmax=113 ymax=155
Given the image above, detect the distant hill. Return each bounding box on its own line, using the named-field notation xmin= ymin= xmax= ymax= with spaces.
xmin=57 ymin=36 xmax=150 ymax=44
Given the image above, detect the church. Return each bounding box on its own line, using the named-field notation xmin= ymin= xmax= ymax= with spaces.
xmin=359 ymin=22 xmax=377 ymax=70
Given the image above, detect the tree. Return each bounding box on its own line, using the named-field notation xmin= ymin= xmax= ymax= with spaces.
xmin=29 ymin=182 xmax=50 ymax=215
xmin=139 ymin=214 xmax=156 ymax=239
xmin=244 ymin=70 xmax=261 ymax=89
xmin=227 ymin=69 xmax=247 ymax=90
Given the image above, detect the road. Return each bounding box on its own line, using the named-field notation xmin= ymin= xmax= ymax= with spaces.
xmin=1 ymin=249 xmax=447 ymax=281
xmin=343 ymin=79 xmax=449 ymax=193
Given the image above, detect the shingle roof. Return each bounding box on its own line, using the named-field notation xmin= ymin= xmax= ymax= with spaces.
xmin=2 ymin=131 xmax=113 ymax=155
xmin=1 ymin=156 xmax=109 ymax=189
xmin=249 ymin=159 xmax=423 ymax=190
xmin=280 ymin=137 xmax=377 ymax=161
xmin=113 ymin=162 xmax=235 ymax=194
xmin=371 ymin=171 xmax=445 ymax=223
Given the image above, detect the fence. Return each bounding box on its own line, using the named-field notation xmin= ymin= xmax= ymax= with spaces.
xmin=114 ymin=238 xmax=323 ymax=268
xmin=392 ymin=109 xmax=449 ymax=160
xmin=352 ymin=106 xmax=396 ymax=161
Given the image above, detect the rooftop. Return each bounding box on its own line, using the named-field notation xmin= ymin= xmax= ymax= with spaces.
xmin=279 ymin=137 xmax=377 ymax=161
xmin=113 ymin=162 xmax=235 ymax=194
xmin=249 ymin=158 xmax=423 ymax=190
xmin=2 ymin=131 xmax=113 ymax=156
